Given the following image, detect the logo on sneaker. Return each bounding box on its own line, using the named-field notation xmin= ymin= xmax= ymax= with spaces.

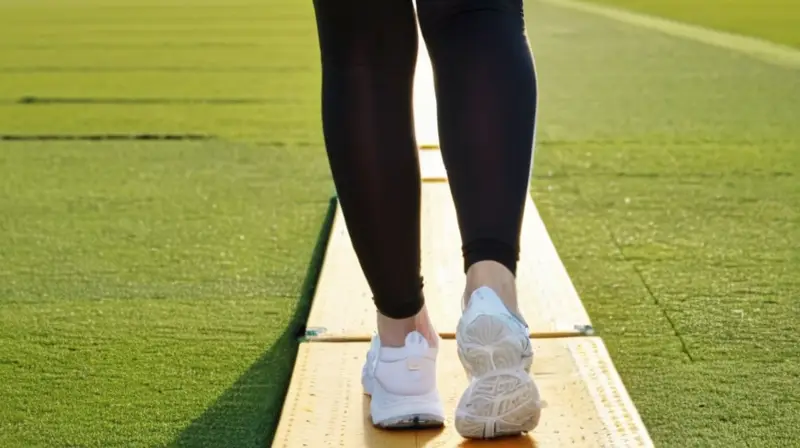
xmin=406 ymin=357 xmax=422 ymax=371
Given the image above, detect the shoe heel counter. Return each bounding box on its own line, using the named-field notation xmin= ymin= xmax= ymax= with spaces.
xmin=374 ymin=357 xmax=438 ymax=396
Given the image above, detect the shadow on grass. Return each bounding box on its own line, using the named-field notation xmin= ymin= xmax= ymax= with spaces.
xmin=168 ymin=196 xmax=337 ymax=448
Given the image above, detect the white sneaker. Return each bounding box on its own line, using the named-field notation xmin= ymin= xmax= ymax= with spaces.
xmin=362 ymin=331 xmax=446 ymax=429
xmin=454 ymin=286 xmax=544 ymax=439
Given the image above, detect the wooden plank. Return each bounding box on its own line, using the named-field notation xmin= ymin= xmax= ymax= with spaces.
xmin=304 ymin=181 xmax=593 ymax=340
xmin=272 ymin=338 xmax=654 ymax=447
xmin=413 ymin=27 xmax=439 ymax=149
xmin=418 ymin=149 xmax=448 ymax=181
xmin=304 ymin=202 xmax=374 ymax=339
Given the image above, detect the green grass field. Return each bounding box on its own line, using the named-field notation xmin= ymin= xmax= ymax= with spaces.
xmin=1 ymin=0 xmax=798 ymax=447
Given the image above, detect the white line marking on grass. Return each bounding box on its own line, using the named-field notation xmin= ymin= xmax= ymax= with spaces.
xmin=541 ymin=0 xmax=800 ymax=69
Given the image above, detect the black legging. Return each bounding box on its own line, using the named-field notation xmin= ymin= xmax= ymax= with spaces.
xmin=312 ymin=0 xmax=538 ymax=319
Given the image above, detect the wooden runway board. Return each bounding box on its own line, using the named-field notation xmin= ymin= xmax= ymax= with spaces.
xmin=304 ymin=180 xmax=593 ymax=340
xmin=272 ymin=338 xmax=653 ymax=447
xmin=413 ymin=26 xmax=440 ymax=149
xmin=418 ymin=149 xmax=448 ymax=181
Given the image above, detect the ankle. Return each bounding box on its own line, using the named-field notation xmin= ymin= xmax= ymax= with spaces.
xmin=377 ymin=314 xmax=415 ymax=347
xmin=412 ymin=305 xmax=439 ymax=347
xmin=377 ymin=305 xmax=438 ymax=348
xmin=464 ymin=260 xmax=520 ymax=314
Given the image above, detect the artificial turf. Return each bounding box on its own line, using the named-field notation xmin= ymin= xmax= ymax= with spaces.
xmin=528 ymin=2 xmax=800 ymax=446
xmin=0 ymin=0 xmax=798 ymax=447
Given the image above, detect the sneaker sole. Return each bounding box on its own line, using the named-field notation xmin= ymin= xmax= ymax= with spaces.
xmin=455 ymin=314 xmax=542 ymax=439
xmin=375 ymin=413 xmax=445 ymax=430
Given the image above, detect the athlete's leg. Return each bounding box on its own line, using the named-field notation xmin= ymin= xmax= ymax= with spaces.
xmin=312 ymin=0 xmax=436 ymax=346
xmin=417 ymin=0 xmax=541 ymax=438
xmin=418 ymin=0 xmax=537 ymax=312
xmin=312 ymin=0 xmax=443 ymax=429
